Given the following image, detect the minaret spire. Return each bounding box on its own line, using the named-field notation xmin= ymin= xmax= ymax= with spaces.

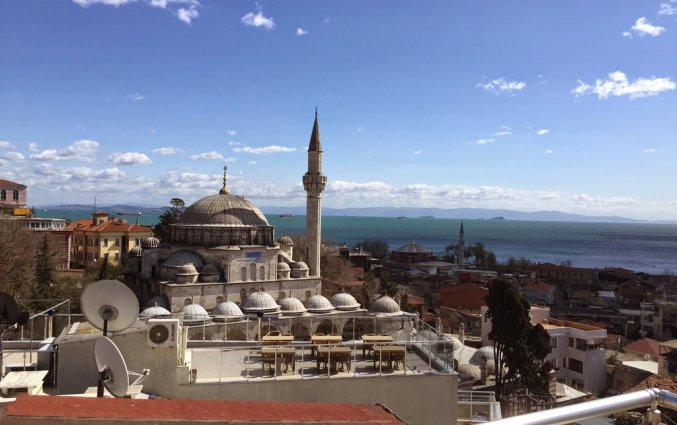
xmin=303 ymin=109 xmax=327 ymax=277
xmin=458 ymin=221 xmax=465 ymax=269
xmin=219 ymin=164 xmax=230 ymax=195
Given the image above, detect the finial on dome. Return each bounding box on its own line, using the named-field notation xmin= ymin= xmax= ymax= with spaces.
xmin=219 ymin=164 xmax=230 ymax=195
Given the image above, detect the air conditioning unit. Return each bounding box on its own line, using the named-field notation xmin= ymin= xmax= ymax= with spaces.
xmin=147 ymin=318 xmax=179 ymax=348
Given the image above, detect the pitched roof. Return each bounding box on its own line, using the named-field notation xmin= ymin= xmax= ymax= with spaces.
xmin=524 ymin=280 xmax=555 ymax=293
xmin=67 ymin=217 xmax=150 ymax=233
xmin=627 ymin=374 xmax=677 ymax=393
xmin=623 ymin=337 xmax=660 ymax=358
xmin=0 ymin=179 xmax=26 ymax=189
xmin=4 ymin=395 xmax=406 ymax=424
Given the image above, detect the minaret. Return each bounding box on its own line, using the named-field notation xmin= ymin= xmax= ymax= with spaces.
xmin=458 ymin=222 xmax=465 ymax=268
xmin=219 ymin=165 xmax=230 ymax=195
xmin=302 ymin=109 xmax=327 ymax=277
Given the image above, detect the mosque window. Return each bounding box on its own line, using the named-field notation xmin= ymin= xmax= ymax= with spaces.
xmin=240 ymin=267 xmax=247 ymax=281
xmin=248 ymin=263 xmax=257 ymax=281
xmin=258 ymin=266 xmax=265 ymax=280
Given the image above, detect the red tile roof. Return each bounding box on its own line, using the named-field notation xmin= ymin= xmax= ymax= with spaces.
xmin=0 ymin=179 xmax=26 ymax=189
xmin=627 ymin=374 xmax=677 ymax=393
xmin=438 ymin=282 xmax=488 ymax=311
xmin=4 ymin=395 xmax=406 ymax=424
xmin=623 ymin=337 xmax=660 ymax=359
xmin=67 ymin=217 xmax=149 ymax=233
xmin=524 ymin=280 xmax=555 ymax=294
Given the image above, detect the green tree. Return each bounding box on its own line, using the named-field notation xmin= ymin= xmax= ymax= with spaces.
xmin=485 ymin=279 xmax=552 ymax=400
xmin=0 ymin=220 xmax=38 ymax=298
xmin=354 ymin=239 xmax=390 ymax=260
xmin=34 ymin=235 xmax=56 ymax=299
xmin=153 ymin=198 xmax=185 ymax=243
xmin=360 ymin=272 xmax=379 ymax=310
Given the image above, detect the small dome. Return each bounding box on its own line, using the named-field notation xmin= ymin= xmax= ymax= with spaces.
xmin=213 ymin=301 xmax=244 ymax=317
xmin=279 ymin=297 xmax=308 ymax=315
xmin=473 ymin=346 xmax=495 ymax=362
xmin=200 ymin=263 xmax=219 ymax=275
xmin=369 ymin=295 xmax=400 ymax=314
xmin=331 ymin=292 xmax=361 ymax=311
xmin=162 ymin=250 xmax=205 ymax=268
xmin=394 ymin=241 xmax=431 ymax=253
xmin=144 ymin=295 xmax=170 ymax=310
xmin=277 ymin=262 xmax=291 ymax=271
xmin=278 ymin=235 xmax=294 ymax=246
xmin=182 ymin=304 xmax=210 ymax=321
xmin=443 ymin=335 xmax=464 ymax=351
xmin=290 ymin=261 xmax=309 ymax=270
xmin=142 ymin=236 xmax=160 ymax=249
xmin=140 ymin=306 xmax=171 ymax=317
xmin=305 ymin=294 xmax=334 ymax=314
xmin=176 ymin=263 xmax=198 ymax=275
xmin=129 ymin=246 xmax=143 ymax=257
xmin=243 ymin=291 xmax=280 ymax=313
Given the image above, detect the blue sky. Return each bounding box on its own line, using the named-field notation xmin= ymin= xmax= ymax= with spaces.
xmin=1 ymin=0 xmax=676 ymax=220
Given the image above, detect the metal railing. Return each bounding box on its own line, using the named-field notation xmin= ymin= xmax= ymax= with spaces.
xmin=485 ymin=388 xmax=677 ymax=425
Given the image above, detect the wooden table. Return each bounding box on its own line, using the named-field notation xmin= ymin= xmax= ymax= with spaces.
xmin=316 ymin=346 xmax=352 ymax=374
xmin=372 ymin=344 xmax=406 ymax=370
xmin=261 ymin=335 xmax=294 ymax=345
xmin=361 ymin=335 xmax=394 ymax=357
xmin=261 ymin=347 xmax=296 ymax=375
xmin=0 ymin=370 xmax=48 ymax=395
xmin=310 ymin=335 xmax=343 ymax=357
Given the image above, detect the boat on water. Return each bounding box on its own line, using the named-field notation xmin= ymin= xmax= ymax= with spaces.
xmin=397 ymin=216 xmax=406 ymax=219
xmin=278 ymin=213 xmax=295 ymax=218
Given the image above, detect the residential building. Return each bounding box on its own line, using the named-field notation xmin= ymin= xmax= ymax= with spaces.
xmin=522 ymin=280 xmax=556 ymax=305
xmin=623 ymin=337 xmax=660 ymax=362
xmin=0 ymin=179 xmax=27 ymax=214
xmin=68 ymin=212 xmax=151 ymax=268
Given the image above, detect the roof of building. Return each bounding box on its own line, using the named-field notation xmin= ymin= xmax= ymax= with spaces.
xmin=0 ymin=179 xmax=26 ymax=188
xmin=177 ymin=193 xmax=270 ymax=228
xmin=182 ymin=304 xmax=210 ymax=321
xmin=393 ymin=241 xmax=431 ymax=254
xmin=162 ymin=250 xmax=205 ymax=269
xmin=627 ymin=374 xmax=677 ymax=393
xmin=330 ymin=292 xmax=361 ymax=311
xmin=438 ymin=283 xmax=488 ymax=311
xmin=66 ymin=217 xmax=150 ymax=233
xmin=243 ymin=291 xmax=281 ymax=313
xmin=369 ymin=295 xmax=400 ymax=314
xmin=621 ymin=360 xmax=658 ymax=374
xmin=623 ymin=337 xmax=660 ymax=358
xmin=3 ymin=395 xmax=406 ymax=424
xmin=279 ymin=296 xmax=308 ymax=315
xmin=524 ymin=280 xmax=555 ymax=294
xmin=212 ymin=301 xmax=244 ymax=317
xmin=305 ymin=294 xmax=335 ymax=313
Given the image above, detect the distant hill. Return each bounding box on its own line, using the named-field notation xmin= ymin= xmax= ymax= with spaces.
xmin=38 ymin=203 xmax=664 ymax=224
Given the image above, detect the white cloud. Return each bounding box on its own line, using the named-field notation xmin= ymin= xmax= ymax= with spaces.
xmin=228 ymin=141 xmax=241 ymax=146
xmin=226 ymin=129 xmax=237 ymax=136
xmin=247 ymin=160 xmax=259 ymax=165
xmin=572 ymin=71 xmax=676 ymax=99
xmin=1 ymin=152 xmax=25 ymax=161
xmin=544 ymin=149 xmax=553 ymax=155
xmin=413 ymin=150 xmax=422 ymax=156
xmin=622 ymin=31 xmax=633 ymax=38
xmin=152 ymin=147 xmax=182 ymax=155
xmin=124 ymin=93 xmax=145 ymax=102
xmin=0 ymin=159 xmax=7 ymax=167
xmin=73 ymin=0 xmax=200 ymax=24
xmin=476 ymin=78 xmax=527 ymax=95
xmin=28 ymin=143 xmax=39 ymax=152
xmin=323 ymin=17 xmax=330 ymax=24
xmin=233 ymin=145 xmax=297 ymax=155
xmin=296 ymin=28 xmax=308 ymax=36
xmin=0 ymin=141 xmax=16 ymax=149
xmin=491 ymin=125 xmax=512 ymax=137
xmin=643 ymin=148 xmax=657 ymax=154
xmin=241 ymin=7 xmax=276 ymax=30
xmin=659 ymin=0 xmax=677 ymax=15
xmin=473 ymin=138 xmax=495 ymax=145
xmin=108 ymin=152 xmax=152 ymax=165
xmin=29 ymin=140 xmax=99 ymax=162
xmin=630 ymin=17 xmax=666 ymax=37
xmin=536 ymin=129 xmax=550 ymax=136
xmin=190 ymin=151 xmax=224 ymax=160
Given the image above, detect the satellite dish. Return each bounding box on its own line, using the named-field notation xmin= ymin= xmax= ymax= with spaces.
xmin=81 ymin=280 xmax=139 ymax=333
xmin=94 ymin=336 xmax=129 ymax=397
xmin=0 ymin=292 xmax=28 ymax=327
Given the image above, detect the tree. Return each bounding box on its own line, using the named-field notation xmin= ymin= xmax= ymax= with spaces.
xmin=0 ymin=220 xmax=38 ymax=298
xmin=292 ymin=235 xmax=354 ymax=293
xmin=485 ymin=279 xmax=552 ymax=400
xmin=153 ymin=198 xmax=185 ymax=243
xmin=34 ymin=234 xmax=56 ymax=299
xmin=360 ymin=272 xmax=379 ymax=310
xmin=354 ymin=239 xmax=390 ymax=260
xmin=465 ymin=242 xmax=497 ymax=269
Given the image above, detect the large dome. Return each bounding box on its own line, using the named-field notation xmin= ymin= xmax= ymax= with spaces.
xmin=178 ymin=194 xmax=270 ymax=228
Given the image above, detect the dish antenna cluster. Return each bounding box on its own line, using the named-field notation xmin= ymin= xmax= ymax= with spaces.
xmin=0 ymin=292 xmax=29 ymax=376
xmin=81 ymin=280 xmax=149 ymax=397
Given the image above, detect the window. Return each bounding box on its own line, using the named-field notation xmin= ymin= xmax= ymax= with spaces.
xmin=563 ymin=358 xmax=568 ymax=369
xmin=569 ymin=358 xmax=583 ymax=374
xmin=551 ymin=338 xmax=558 ymax=349
xmin=240 ymin=267 xmax=247 ymax=281
xmin=258 ymin=266 xmax=265 ymax=280
xmin=102 ymin=238 xmax=109 ymax=247
xmin=115 ymin=238 xmax=120 ymax=246
xmin=553 ymin=358 xmax=558 ymax=368
xmin=568 ymin=337 xmax=574 ymax=348
xmin=0 ymin=189 xmax=5 ymax=200
xmin=249 ymin=263 xmax=257 ymax=281
xmin=114 ymin=252 xmax=119 ymax=260
xmin=12 ymin=190 xmax=18 ymax=201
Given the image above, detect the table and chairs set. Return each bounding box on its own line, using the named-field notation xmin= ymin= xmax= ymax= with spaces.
xmin=257 ymin=332 xmax=406 ymax=377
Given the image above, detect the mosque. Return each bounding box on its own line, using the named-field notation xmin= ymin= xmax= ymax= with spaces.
xmin=126 ymin=113 xmax=328 ymax=313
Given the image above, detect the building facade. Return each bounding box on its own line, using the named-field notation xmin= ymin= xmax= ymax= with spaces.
xmin=0 ymin=179 xmax=28 ymax=213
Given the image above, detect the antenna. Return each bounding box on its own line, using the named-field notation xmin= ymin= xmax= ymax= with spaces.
xmin=81 ymin=280 xmax=140 ymax=397
xmin=94 ymin=336 xmax=149 ymax=398
xmin=0 ymin=292 xmax=29 ymax=377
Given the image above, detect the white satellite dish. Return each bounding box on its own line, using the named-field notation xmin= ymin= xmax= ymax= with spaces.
xmin=94 ymin=336 xmax=129 ymax=397
xmin=94 ymin=336 xmax=149 ymax=398
xmin=81 ymin=280 xmax=139 ymax=333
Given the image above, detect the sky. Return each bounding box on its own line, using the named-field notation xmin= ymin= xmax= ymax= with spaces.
xmin=1 ymin=0 xmax=676 ymax=220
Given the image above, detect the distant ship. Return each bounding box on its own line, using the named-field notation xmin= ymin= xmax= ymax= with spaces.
xmin=397 ymin=216 xmax=406 ymax=219
xmin=279 ymin=213 xmax=295 ymax=218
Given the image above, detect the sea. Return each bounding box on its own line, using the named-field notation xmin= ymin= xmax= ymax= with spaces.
xmin=41 ymin=210 xmax=677 ymax=274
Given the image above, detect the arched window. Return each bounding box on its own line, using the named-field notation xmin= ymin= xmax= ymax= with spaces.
xmin=248 ymin=263 xmax=257 ymax=281
xmin=258 ymin=266 xmax=265 ymax=280
xmin=240 ymin=267 xmax=247 ymax=281
xmin=184 ymin=298 xmax=193 ymax=306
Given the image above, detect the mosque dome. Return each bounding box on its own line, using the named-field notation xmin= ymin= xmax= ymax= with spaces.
xmin=176 ymin=263 xmax=198 ymax=276
xmin=182 ymin=304 xmax=210 ymax=322
xmin=212 ymin=301 xmax=244 ymax=318
xmin=144 ymin=295 xmax=170 ymax=310
xmin=142 ymin=236 xmax=160 ymax=249
xmin=279 ymin=297 xmax=308 ymax=315
xmin=290 ymin=261 xmax=309 ymax=270
xmin=140 ymin=306 xmax=171 ymax=318
xmin=177 ymin=194 xmax=270 ymax=228
xmin=277 ymin=262 xmax=291 ymax=271
xmin=278 ymin=235 xmax=294 ymax=246
xmin=369 ymin=295 xmax=400 ymax=314
xmin=304 ymin=294 xmax=334 ymax=314
xmin=330 ymin=292 xmax=361 ymax=311
xmin=129 ymin=246 xmax=143 ymax=257
xmin=162 ymin=250 xmax=205 ymax=268
xmin=394 ymin=241 xmax=431 ymax=254
xmin=242 ymin=291 xmax=281 ymax=313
